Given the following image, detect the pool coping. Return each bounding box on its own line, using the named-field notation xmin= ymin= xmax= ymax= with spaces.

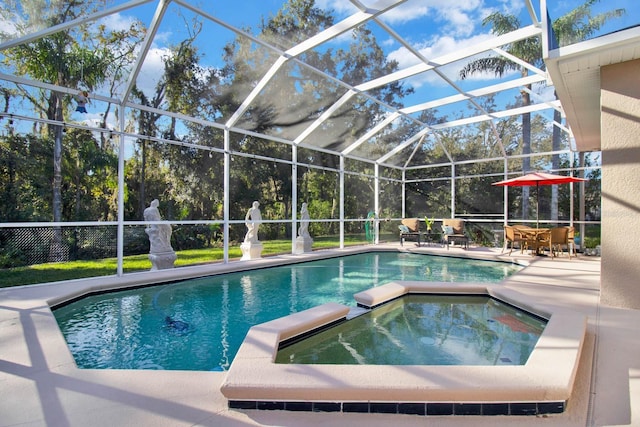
xmin=220 ymin=281 xmax=587 ymax=415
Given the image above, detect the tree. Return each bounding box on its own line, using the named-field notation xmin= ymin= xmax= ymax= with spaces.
xmin=61 ymin=128 xmax=117 ymax=221
xmin=217 ymin=0 xmax=412 ymax=236
xmin=459 ymin=1 xmax=623 ymax=223
xmin=0 ymin=131 xmax=52 ymax=221
xmin=127 ymin=18 xmax=215 ymax=220
xmin=459 ymin=12 xmax=542 ymax=222
xmin=549 ymin=1 xmax=623 ymax=220
xmin=1 ymin=0 xmax=143 ymax=259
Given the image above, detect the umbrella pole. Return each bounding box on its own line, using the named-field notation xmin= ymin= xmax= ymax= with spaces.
xmin=536 ymin=182 xmax=539 ymax=229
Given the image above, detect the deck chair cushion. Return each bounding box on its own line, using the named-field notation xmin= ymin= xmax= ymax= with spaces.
xmin=442 ymin=219 xmax=465 ymax=234
xmin=400 ymin=218 xmax=420 ymax=232
xmin=443 ymin=225 xmax=454 ymax=235
xmin=399 ymin=218 xmax=420 ymax=246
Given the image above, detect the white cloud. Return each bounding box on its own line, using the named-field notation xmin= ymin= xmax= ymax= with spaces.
xmin=0 ymin=16 xmax=19 ymax=38
xmin=93 ymin=11 xmax=175 ymax=99
xmin=136 ymin=46 xmax=171 ymax=97
xmin=378 ymin=3 xmax=429 ymax=24
xmin=386 ymin=31 xmax=514 ymax=89
xmin=314 ymin=0 xmax=358 ymax=16
xmin=389 ymin=32 xmax=493 ymax=68
xmin=377 ymin=0 xmax=536 ymax=91
xmin=495 ymin=0 xmax=525 ymax=19
xmin=98 ymin=12 xmax=138 ymax=33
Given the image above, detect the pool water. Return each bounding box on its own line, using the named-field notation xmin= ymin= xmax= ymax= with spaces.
xmin=53 ymin=252 xmax=520 ymax=371
xmin=276 ymin=295 xmax=546 ymax=366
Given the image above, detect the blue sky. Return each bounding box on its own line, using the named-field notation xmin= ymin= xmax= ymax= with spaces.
xmin=81 ymin=0 xmax=635 ymax=147
xmin=1 ymin=0 xmax=637 ymax=133
xmin=126 ymin=0 xmax=637 ymax=103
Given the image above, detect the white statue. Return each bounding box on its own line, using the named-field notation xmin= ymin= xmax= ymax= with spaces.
xmin=298 ymin=202 xmax=310 ymax=239
xmin=243 ymin=201 xmax=262 ymax=243
xmin=144 ymin=199 xmax=176 ymax=269
xmin=294 ymin=202 xmax=313 ymax=254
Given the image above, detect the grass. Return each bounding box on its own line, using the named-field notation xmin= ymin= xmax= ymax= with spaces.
xmin=0 ymin=235 xmax=384 ymax=288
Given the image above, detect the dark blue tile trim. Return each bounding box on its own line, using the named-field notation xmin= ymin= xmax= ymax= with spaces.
xmin=482 ymin=403 xmax=510 ymax=415
xmin=370 ymin=402 xmax=398 ymax=414
xmin=454 ymin=403 xmax=482 ymax=415
xmin=228 ymin=400 xmax=567 ymax=416
xmin=510 ymin=402 xmax=538 ymax=416
xmin=427 ymin=402 xmax=454 ymax=415
xmin=284 ymin=401 xmax=313 ymax=411
xmin=256 ymin=401 xmax=285 ymax=410
xmin=342 ymin=402 xmax=369 ymax=413
xmin=398 ymin=402 xmax=426 ymax=415
xmin=312 ymin=402 xmax=341 ymax=412
xmin=538 ymin=401 xmax=566 ymax=414
xmin=228 ymin=400 xmax=256 ymax=410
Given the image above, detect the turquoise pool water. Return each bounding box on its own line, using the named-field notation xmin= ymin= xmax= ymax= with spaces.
xmin=276 ymin=295 xmax=546 ymax=366
xmin=53 ymin=252 xmax=521 ymax=371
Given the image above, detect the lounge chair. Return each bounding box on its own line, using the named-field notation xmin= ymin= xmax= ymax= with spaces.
xmin=441 ymin=219 xmax=468 ymax=250
xmin=399 ymin=218 xmax=421 ymax=246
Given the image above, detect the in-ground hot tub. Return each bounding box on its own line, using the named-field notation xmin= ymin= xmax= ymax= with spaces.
xmin=275 ymin=293 xmax=546 ymax=366
xmin=221 ymin=282 xmax=587 ymax=417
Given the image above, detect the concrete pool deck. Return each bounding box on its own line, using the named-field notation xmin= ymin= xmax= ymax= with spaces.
xmin=0 ymin=244 xmax=638 ymax=426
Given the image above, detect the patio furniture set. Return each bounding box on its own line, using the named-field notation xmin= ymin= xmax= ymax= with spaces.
xmin=398 ymin=218 xmax=576 ymax=258
xmin=503 ymin=225 xmax=576 ymax=258
xmin=399 ymin=218 xmax=468 ymax=249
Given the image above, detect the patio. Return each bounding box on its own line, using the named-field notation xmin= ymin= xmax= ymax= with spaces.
xmin=1 ymin=244 xmax=638 ymax=426
xmin=1 ymin=1 xmax=639 ymax=425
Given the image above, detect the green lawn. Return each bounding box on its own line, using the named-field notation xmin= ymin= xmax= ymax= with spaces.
xmin=0 ymin=235 xmax=387 ymax=288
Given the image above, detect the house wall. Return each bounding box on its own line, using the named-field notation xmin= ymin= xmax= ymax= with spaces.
xmin=600 ymin=58 xmax=640 ymax=310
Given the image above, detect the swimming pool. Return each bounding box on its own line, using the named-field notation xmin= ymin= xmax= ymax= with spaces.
xmin=53 ymin=252 xmax=521 ymax=371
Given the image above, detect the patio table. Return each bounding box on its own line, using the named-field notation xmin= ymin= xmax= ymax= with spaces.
xmin=421 ymin=231 xmax=441 ymax=247
xmin=517 ymin=227 xmax=551 ymax=255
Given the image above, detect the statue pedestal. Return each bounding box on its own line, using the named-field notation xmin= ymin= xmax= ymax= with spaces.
xmin=241 ymin=242 xmax=263 ymax=260
xmin=294 ymin=236 xmax=313 ymax=254
xmin=149 ymin=251 xmax=177 ymax=271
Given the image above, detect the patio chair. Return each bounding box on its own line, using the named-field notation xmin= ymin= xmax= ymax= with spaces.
xmin=550 ymin=226 xmax=573 ymax=259
xmin=441 ymin=219 xmax=468 ymax=250
xmin=566 ymin=226 xmax=578 ymax=257
xmin=503 ymin=225 xmax=528 ymax=255
xmin=513 ymin=225 xmax=538 ymax=255
xmin=399 ymin=218 xmax=421 ymax=246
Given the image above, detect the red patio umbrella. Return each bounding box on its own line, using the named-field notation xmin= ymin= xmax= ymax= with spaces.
xmin=493 ymin=172 xmax=587 ymax=228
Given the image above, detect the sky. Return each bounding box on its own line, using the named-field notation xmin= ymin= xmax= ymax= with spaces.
xmin=1 ymin=0 xmax=638 ymax=135
xmin=126 ymin=0 xmax=638 ymax=103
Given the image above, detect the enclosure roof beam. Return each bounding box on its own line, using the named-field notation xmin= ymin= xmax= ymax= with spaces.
xmin=378 ymin=129 xmax=429 ymax=165
xmin=492 ymin=47 xmax=547 ymax=77
xmin=0 ymin=0 xmax=155 ymax=52
xmin=225 ymin=0 xmax=405 ymax=129
xmin=121 ymin=0 xmax=171 ymax=104
xmin=287 ymin=0 xmax=406 ymax=58
xmin=301 ymin=24 xmax=541 ymax=163
xmin=400 ymin=74 xmax=546 ymax=115
xmin=524 ymin=0 xmax=541 ymax=27
xmin=355 ymin=25 xmax=542 ymax=93
xmin=342 ymin=112 xmax=400 ymax=156
xmin=429 ymin=100 xmax=561 ymax=130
